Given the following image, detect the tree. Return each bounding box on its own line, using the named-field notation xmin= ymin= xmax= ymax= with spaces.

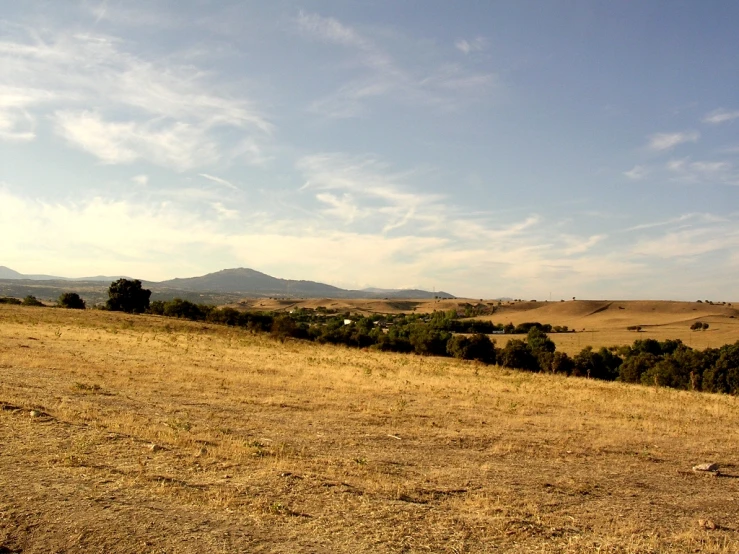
xmin=409 ymin=324 xmax=451 ymax=356
xmin=499 ymin=339 xmax=539 ymax=371
xmin=526 ymin=327 xmax=555 ymax=354
xmin=447 ymin=334 xmax=497 ymax=364
xmin=58 ymin=292 xmax=86 ymax=310
xmin=572 ymin=346 xmax=620 ymax=380
xmin=106 ymin=279 xmax=151 ymax=313
xmin=618 ymin=352 xmax=659 ymax=383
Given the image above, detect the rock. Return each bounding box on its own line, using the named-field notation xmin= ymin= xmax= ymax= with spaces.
xmin=698 ymin=519 xmax=717 ymax=530
xmin=693 ymin=463 xmax=719 ymax=472
xmin=29 ymin=410 xmax=40 ymax=418
xmin=148 ymin=443 xmax=163 ymax=452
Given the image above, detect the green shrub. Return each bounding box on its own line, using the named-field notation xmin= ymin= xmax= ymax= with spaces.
xmin=22 ymin=295 xmax=44 ymax=307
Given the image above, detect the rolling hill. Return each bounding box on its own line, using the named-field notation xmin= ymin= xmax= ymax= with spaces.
xmin=0 ymin=266 xmax=454 ymax=300
xmin=153 ymin=267 xmax=454 ymax=299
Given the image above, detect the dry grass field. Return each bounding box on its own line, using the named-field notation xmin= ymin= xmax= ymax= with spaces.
xmin=2 ymin=304 xmax=739 ymax=553
xmin=482 ymin=300 xmax=739 ymax=355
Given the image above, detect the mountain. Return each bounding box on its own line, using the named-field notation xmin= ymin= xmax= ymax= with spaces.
xmin=159 ymin=268 xmax=350 ymax=297
xmin=0 ymin=266 xmax=24 ymax=279
xmin=155 ymin=268 xmax=454 ymax=299
xmin=0 ymin=266 xmax=127 ymax=282
xmin=1 ymin=265 xmax=455 ymax=299
xmin=155 ymin=267 xmax=344 ymax=296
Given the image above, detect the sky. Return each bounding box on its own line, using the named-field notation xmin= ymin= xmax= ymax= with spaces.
xmin=2 ymin=1 xmax=739 ymax=299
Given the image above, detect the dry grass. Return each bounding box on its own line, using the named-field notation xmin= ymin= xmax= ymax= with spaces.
xmin=482 ymin=300 xmax=739 ymax=354
xmin=1 ymin=305 xmax=739 ymax=553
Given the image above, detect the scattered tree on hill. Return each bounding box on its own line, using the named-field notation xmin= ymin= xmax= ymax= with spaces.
xmin=691 ymin=321 xmax=709 ymax=331
xmin=58 ymin=292 xmax=86 ymax=309
xmin=106 ymin=279 xmax=151 ymax=313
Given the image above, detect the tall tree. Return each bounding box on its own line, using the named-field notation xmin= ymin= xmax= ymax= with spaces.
xmin=106 ymin=279 xmax=151 ymax=313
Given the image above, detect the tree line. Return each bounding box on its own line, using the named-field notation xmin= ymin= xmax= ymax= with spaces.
xmin=145 ymin=295 xmax=738 ymax=395
xmin=3 ymin=279 xmax=738 ymax=395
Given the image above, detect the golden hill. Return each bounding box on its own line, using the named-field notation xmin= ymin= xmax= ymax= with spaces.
xmin=1 ymin=305 xmax=738 ymax=552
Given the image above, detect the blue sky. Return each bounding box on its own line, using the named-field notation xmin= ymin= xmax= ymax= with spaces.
xmin=2 ymin=1 xmax=739 ymax=299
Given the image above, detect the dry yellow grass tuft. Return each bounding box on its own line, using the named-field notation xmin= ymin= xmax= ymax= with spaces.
xmin=1 ymin=304 xmax=738 ymax=552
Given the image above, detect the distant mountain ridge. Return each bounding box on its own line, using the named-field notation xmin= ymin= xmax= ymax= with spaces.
xmin=0 ymin=266 xmax=455 ymax=299
xmin=0 ymin=266 xmax=126 ymax=282
xmin=153 ymin=268 xmax=454 ymax=299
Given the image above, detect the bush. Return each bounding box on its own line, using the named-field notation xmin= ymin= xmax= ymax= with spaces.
xmin=0 ymin=297 xmax=22 ymax=305
xmin=58 ymin=292 xmax=86 ymax=309
xmin=271 ymin=315 xmax=308 ymax=341
xmin=22 ymin=295 xmax=44 ymax=307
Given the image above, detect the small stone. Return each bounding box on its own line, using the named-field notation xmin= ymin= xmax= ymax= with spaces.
xmin=693 ymin=463 xmax=719 ymax=472
xmin=148 ymin=443 xmax=163 ymax=452
xmin=29 ymin=410 xmax=40 ymax=418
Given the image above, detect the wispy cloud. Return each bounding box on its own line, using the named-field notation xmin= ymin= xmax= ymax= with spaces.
xmin=8 ymin=177 xmax=739 ymax=298
xmin=665 ymin=158 xmax=739 ymax=185
xmin=199 ymin=173 xmax=238 ymax=190
xmin=315 ymin=192 xmax=361 ymax=223
xmin=646 ymin=131 xmax=700 ymax=152
xmin=0 ymin=27 xmax=271 ymax=169
xmin=623 ymin=165 xmax=648 ymax=180
xmin=297 ymin=153 xmax=442 ymax=232
xmin=633 ymin=224 xmax=739 ymax=259
xmin=455 ymin=37 xmax=487 ymax=54
xmin=296 ymin=12 xmax=495 ymax=118
xmin=623 ymin=213 xmax=711 ymax=233
xmin=703 ymin=108 xmax=739 ymax=125
xmin=0 ymin=85 xmax=56 ymax=141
